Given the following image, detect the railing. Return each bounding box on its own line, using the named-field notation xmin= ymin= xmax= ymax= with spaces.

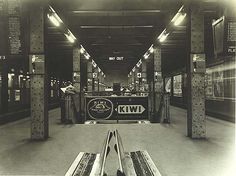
xmin=83 ymin=91 xmax=150 ymax=97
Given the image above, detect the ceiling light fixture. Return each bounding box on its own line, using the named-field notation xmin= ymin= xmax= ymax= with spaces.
xmin=65 ymin=30 xmax=76 ymax=43
xmin=171 ymin=6 xmax=186 ymax=26
xmin=144 ymin=53 xmax=150 ymax=59
xmin=47 ymin=6 xmax=63 ymax=27
xmin=80 ymin=45 xmax=85 ymax=54
xmin=85 ymin=53 xmax=90 ymax=60
xmin=158 ymin=29 xmax=169 ymax=43
xmin=148 ymin=44 xmax=154 ymax=53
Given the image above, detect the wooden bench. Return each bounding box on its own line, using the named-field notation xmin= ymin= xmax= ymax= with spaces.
xmin=65 ymin=130 xmax=162 ymax=176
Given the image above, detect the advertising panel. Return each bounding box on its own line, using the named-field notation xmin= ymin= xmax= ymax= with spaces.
xmin=86 ymin=96 xmax=148 ymax=120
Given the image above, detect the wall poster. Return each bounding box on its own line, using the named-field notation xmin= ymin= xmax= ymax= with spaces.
xmin=173 ymin=75 xmax=182 ymax=97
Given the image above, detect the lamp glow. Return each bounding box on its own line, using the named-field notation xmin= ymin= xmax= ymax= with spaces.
xmin=149 ymin=44 xmax=154 ymax=53
xmin=144 ymin=53 xmax=149 ymax=59
xmin=47 ymin=6 xmax=63 ymax=27
xmin=171 ymin=5 xmax=186 ymax=26
xmin=65 ymin=30 xmax=76 ymax=43
xmin=80 ymin=46 xmax=85 ymax=54
xmin=158 ymin=30 xmax=169 ymax=43
xmin=173 ymin=13 xmax=186 ymax=26
xmin=85 ymin=54 xmax=90 ymax=60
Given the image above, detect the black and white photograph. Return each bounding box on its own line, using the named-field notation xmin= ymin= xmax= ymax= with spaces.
xmin=0 ymin=0 xmax=235 ymax=175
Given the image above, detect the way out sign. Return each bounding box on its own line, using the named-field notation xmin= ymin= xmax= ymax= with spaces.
xmin=116 ymin=105 xmax=145 ymax=114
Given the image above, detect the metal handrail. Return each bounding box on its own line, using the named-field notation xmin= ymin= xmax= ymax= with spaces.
xmin=99 ymin=130 xmax=113 ymax=176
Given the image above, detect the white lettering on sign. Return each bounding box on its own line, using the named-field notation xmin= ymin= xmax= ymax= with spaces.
xmin=116 ymin=105 xmax=145 ymax=114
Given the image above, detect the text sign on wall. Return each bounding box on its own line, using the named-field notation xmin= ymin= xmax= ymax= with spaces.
xmin=86 ymin=96 xmax=148 ymax=120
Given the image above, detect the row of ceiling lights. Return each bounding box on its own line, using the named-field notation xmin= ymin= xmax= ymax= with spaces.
xmin=47 ymin=6 xmax=105 ymax=78
xmin=128 ymin=5 xmax=187 ymax=77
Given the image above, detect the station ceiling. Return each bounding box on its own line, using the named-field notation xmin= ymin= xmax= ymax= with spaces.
xmin=45 ymin=0 xmax=221 ymax=76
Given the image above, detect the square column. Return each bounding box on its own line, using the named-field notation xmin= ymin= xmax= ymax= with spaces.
xmin=87 ymin=60 xmax=93 ymax=92
xmin=73 ymin=47 xmax=81 ymax=92
xmin=186 ymin=3 xmax=206 ymax=138
xmin=93 ymin=67 xmax=99 ymax=92
xmin=128 ymin=74 xmax=131 ymax=88
xmin=0 ymin=1 xmax=8 ymax=114
xmin=153 ymin=46 xmax=163 ymax=122
xmin=72 ymin=47 xmax=81 ymax=123
xmin=29 ymin=4 xmax=48 ymax=140
xmin=134 ymin=68 xmax=138 ymax=91
xmin=131 ymin=70 xmax=135 ymax=90
xmin=141 ymin=61 xmax=147 ymax=91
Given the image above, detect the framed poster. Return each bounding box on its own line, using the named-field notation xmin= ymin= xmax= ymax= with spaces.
xmin=173 ymin=75 xmax=182 ymax=97
xmin=205 ymin=71 xmax=213 ymax=99
xmin=212 ymin=68 xmax=224 ymax=99
xmin=15 ymin=89 xmax=20 ymax=101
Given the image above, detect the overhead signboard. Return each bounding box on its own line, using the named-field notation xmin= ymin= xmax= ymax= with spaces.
xmin=109 ymin=56 xmax=124 ymax=61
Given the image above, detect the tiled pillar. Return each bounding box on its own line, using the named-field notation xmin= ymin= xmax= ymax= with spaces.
xmin=153 ymin=46 xmax=163 ymax=122
xmin=99 ymin=73 xmax=103 ymax=91
xmin=186 ymin=3 xmax=206 ymax=138
xmin=29 ymin=4 xmax=48 ymax=140
xmin=72 ymin=47 xmax=81 ymax=123
xmin=134 ymin=68 xmax=138 ymax=91
xmin=87 ymin=60 xmax=93 ymax=92
xmin=0 ymin=0 xmax=8 ymax=114
xmin=72 ymin=47 xmax=81 ymax=92
xmin=131 ymin=70 xmax=135 ymax=90
xmin=93 ymin=67 xmax=98 ymax=92
xmin=141 ymin=61 xmax=147 ymax=91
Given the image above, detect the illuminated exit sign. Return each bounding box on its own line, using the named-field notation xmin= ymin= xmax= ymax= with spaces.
xmin=109 ymin=57 xmax=124 ymax=61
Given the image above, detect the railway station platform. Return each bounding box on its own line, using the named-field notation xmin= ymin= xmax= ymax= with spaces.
xmin=0 ymin=106 xmax=234 ymax=176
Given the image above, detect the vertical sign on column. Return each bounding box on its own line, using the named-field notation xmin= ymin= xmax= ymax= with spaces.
xmin=29 ymin=4 xmax=48 ymax=140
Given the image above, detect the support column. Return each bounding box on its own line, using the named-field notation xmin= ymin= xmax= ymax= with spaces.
xmin=186 ymin=3 xmax=206 ymax=138
xmin=29 ymin=4 xmax=48 ymax=140
xmin=0 ymin=0 xmax=8 ymax=114
xmin=93 ymin=67 xmax=98 ymax=92
xmin=141 ymin=61 xmax=147 ymax=92
xmin=72 ymin=47 xmax=81 ymax=123
xmin=87 ymin=60 xmax=93 ymax=92
xmin=98 ymin=71 xmax=102 ymax=92
xmin=134 ymin=68 xmax=137 ymax=91
xmin=131 ymin=70 xmax=135 ymax=90
xmin=128 ymin=74 xmax=131 ymax=88
xmin=72 ymin=47 xmax=81 ymax=92
xmin=153 ymin=46 xmax=163 ymax=122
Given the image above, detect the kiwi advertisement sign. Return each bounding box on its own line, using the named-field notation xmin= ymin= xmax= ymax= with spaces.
xmin=86 ymin=96 xmax=148 ymax=120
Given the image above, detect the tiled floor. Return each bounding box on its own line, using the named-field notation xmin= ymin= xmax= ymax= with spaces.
xmin=0 ymin=106 xmax=235 ymax=176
